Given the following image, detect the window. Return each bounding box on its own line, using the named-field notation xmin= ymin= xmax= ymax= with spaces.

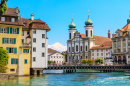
xmin=33 ymin=30 xmax=36 ymax=34
xmin=23 ymin=49 xmax=29 ymax=53
xmin=0 ymin=27 xmax=8 ymax=33
xmin=12 ymin=28 xmax=17 ymax=34
xmin=92 ymin=50 xmax=94 ymax=52
xmin=42 ymin=43 xmax=45 ymax=47
xmin=6 ymin=47 xmax=17 ymax=54
xmin=128 ymin=37 xmax=130 ymax=40
xmin=11 ymin=58 xmax=18 ymax=64
xmin=117 ymin=43 xmax=120 ymax=47
xmin=106 ymin=53 xmax=108 ymax=56
xmin=86 ymin=30 xmax=88 ymax=37
xmin=69 ymin=33 xmax=71 ymax=39
xmin=42 ymin=53 xmax=45 ymax=57
xmin=42 ymin=34 xmax=45 ymax=38
xmin=22 ymin=39 xmax=24 ymax=43
xmin=22 ymin=31 xmax=24 ymax=36
xmin=114 ymin=49 xmax=116 ymax=53
xmin=1 ymin=17 xmax=5 ymax=21
xmin=118 ymin=33 xmax=120 ymax=36
xmin=123 ymin=43 xmax=126 ymax=47
xmin=106 ymin=49 xmax=108 ymax=51
xmin=97 ymin=50 xmax=99 ymax=52
xmin=114 ymin=44 xmax=116 ymax=48
xmin=24 ymin=59 xmax=28 ymax=64
xmin=128 ymin=56 xmax=130 ymax=59
xmin=101 ymin=53 xmax=103 ymax=56
xmin=86 ymin=56 xmax=88 ymax=59
xmin=76 ymin=45 xmax=78 ymax=51
xmin=27 ymin=31 xmax=29 ymax=35
xmin=33 ymin=57 xmax=36 ymax=62
xmin=11 ymin=18 xmax=15 ymax=22
xmin=97 ymin=53 xmax=99 ymax=56
xmin=86 ymin=45 xmax=87 ymax=51
xmin=128 ymin=42 xmax=130 ymax=46
xmin=3 ymin=38 xmax=16 ymax=44
xmin=123 ymin=38 xmax=125 ymax=41
xmin=33 ymin=47 xmax=36 ymax=52
xmin=90 ymin=30 xmax=92 ymax=37
xmin=92 ymin=53 xmax=94 ymax=56
xmin=123 ymin=48 xmax=126 ymax=52
xmin=69 ymin=47 xmax=70 ymax=52
xmin=81 ymin=46 xmax=82 ymax=51
xmin=33 ymin=38 xmax=36 ymax=43
xmin=81 ymin=56 xmax=82 ymax=59
xmin=101 ymin=50 xmax=103 ymax=52
xmin=72 ymin=47 xmax=74 ymax=52
xmin=10 ymin=69 xmax=15 ymax=71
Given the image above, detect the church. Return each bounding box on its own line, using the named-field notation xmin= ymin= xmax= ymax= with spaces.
xmin=67 ymin=14 xmax=112 ymax=64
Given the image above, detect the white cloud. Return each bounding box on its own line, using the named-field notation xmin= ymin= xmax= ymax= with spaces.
xmin=48 ymin=42 xmax=67 ymax=52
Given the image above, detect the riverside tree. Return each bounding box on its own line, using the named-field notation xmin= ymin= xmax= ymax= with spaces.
xmin=95 ymin=58 xmax=103 ymax=64
xmin=0 ymin=0 xmax=8 ymax=16
xmin=0 ymin=48 xmax=9 ymax=73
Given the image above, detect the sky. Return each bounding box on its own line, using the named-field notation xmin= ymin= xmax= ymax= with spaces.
xmin=6 ymin=0 xmax=130 ymax=52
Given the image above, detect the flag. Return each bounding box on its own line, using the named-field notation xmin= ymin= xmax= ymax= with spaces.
xmin=108 ymin=52 xmax=110 ymax=54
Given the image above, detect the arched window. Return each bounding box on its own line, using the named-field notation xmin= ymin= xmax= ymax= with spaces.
xmin=76 ymin=45 xmax=78 ymax=51
xmin=69 ymin=33 xmax=71 ymax=39
xmin=86 ymin=30 xmax=88 ymax=37
xmin=86 ymin=45 xmax=87 ymax=51
xmin=90 ymin=30 xmax=92 ymax=37
xmin=69 ymin=47 xmax=70 ymax=52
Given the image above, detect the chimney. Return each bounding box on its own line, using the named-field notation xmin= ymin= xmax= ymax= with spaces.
xmin=108 ymin=30 xmax=111 ymax=39
xmin=16 ymin=7 xmax=19 ymax=14
xmin=31 ymin=14 xmax=34 ymax=21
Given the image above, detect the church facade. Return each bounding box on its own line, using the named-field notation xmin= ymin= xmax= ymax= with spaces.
xmin=67 ymin=14 xmax=112 ymax=64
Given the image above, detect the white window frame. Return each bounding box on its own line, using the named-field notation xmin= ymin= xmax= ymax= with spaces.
xmin=9 ymin=48 xmax=14 ymax=53
xmin=4 ymin=38 xmax=14 ymax=44
xmin=12 ymin=28 xmax=17 ymax=34
xmin=11 ymin=18 xmax=15 ymax=22
xmin=1 ymin=27 xmax=7 ymax=33
xmin=1 ymin=17 xmax=5 ymax=21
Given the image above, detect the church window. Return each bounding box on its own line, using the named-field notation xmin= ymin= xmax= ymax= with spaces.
xmin=90 ymin=30 xmax=92 ymax=37
xmin=86 ymin=45 xmax=87 ymax=51
xmin=81 ymin=46 xmax=82 ymax=51
xmin=69 ymin=33 xmax=71 ymax=39
xmin=76 ymin=45 xmax=78 ymax=52
xmin=86 ymin=30 xmax=88 ymax=37
xmin=69 ymin=47 xmax=71 ymax=52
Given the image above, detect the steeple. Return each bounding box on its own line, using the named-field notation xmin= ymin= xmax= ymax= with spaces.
xmin=85 ymin=10 xmax=93 ymax=26
xmin=127 ymin=14 xmax=130 ymax=24
xmin=69 ymin=17 xmax=76 ymax=29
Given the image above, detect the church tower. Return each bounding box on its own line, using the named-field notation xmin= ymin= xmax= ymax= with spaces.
xmin=68 ymin=18 xmax=76 ymax=40
xmin=84 ymin=14 xmax=93 ymax=38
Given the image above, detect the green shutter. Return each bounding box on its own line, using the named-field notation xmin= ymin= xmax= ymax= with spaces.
xmin=16 ymin=59 xmax=18 ymax=64
xmin=7 ymin=60 xmax=8 ymax=64
xmin=0 ymin=27 xmax=1 ymax=33
xmin=27 ymin=49 xmax=29 ymax=53
xmin=23 ymin=49 xmax=25 ymax=53
xmin=10 ymin=27 xmax=12 ymax=34
xmin=24 ymin=59 xmax=27 ymax=64
xmin=17 ymin=28 xmax=19 ymax=34
xmin=11 ymin=58 xmax=14 ymax=64
xmin=6 ymin=47 xmax=9 ymax=53
xmin=0 ymin=47 xmax=3 ymax=48
xmin=7 ymin=27 xmax=9 ymax=34
xmin=2 ymin=38 xmax=5 ymax=44
xmin=14 ymin=48 xmax=17 ymax=54
xmin=13 ymin=38 xmax=16 ymax=44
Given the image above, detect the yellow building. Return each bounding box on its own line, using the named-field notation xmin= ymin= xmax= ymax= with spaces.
xmin=0 ymin=8 xmax=31 ymax=75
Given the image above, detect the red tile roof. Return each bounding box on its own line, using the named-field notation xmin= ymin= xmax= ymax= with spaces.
xmin=48 ymin=48 xmax=61 ymax=56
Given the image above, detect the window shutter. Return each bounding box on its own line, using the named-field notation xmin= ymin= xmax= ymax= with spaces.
xmin=27 ymin=49 xmax=29 ymax=53
xmin=0 ymin=27 xmax=1 ymax=33
xmin=11 ymin=58 xmax=14 ymax=64
xmin=17 ymin=28 xmax=19 ymax=34
xmin=13 ymin=38 xmax=16 ymax=44
xmin=2 ymin=38 xmax=5 ymax=44
xmin=24 ymin=59 xmax=27 ymax=64
xmin=6 ymin=47 xmax=9 ymax=53
xmin=7 ymin=60 xmax=8 ymax=64
xmin=14 ymin=48 xmax=17 ymax=54
xmin=0 ymin=47 xmax=3 ymax=48
xmin=7 ymin=27 xmax=9 ymax=34
xmin=10 ymin=27 xmax=12 ymax=34
xmin=16 ymin=59 xmax=18 ymax=64
xmin=23 ymin=49 xmax=25 ymax=53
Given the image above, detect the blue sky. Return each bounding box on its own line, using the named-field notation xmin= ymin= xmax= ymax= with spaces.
xmin=7 ymin=0 xmax=130 ymax=49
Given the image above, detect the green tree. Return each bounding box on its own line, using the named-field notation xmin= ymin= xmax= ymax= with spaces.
xmin=0 ymin=0 xmax=8 ymax=16
xmin=95 ymin=58 xmax=103 ymax=64
xmin=48 ymin=60 xmax=52 ymax=64
xmin=62 ymin=52 xmax=66 ymax=62
xmin=87 ymin=59 xmax=93 ymax=64
xmin=81 ymin=59 xmax=88 ymax=64
xmin=0 ymin=48 xmax=9 ymax=73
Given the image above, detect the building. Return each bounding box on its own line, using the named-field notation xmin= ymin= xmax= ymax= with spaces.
xmin=48 ymin=48 xmax=65 ymax=65
xmin=67 ymin=14 xmax=111 ymax=64
xmin=0 ymin=8 xmax=31 ymax=75
xmin=22 ymin=14 xmax=50 ymax=75
xmin=112 ymin=16 xmax=130 ymax=64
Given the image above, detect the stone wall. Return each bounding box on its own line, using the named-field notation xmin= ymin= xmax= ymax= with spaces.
xmin=0 ymin=73 xmax=17 ymax=79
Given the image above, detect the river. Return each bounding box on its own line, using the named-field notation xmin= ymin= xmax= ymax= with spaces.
xmin=0 ymin=72 xmax=130 ymax=86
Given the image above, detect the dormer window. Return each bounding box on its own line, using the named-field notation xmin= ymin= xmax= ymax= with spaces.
xmin=118 ymin=33 xmax=120 ymax=37
xmin=11 ymin=18 xmax=15 ymax=22
xmin=1 ymin=17 xmax=5 ymax=21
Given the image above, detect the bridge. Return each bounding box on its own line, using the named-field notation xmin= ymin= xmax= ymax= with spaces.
xmin=44 ymin=65 xmax=130 ymax=73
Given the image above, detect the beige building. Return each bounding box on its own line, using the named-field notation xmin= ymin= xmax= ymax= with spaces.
xmin=67 ymin=14 xmax=111 ymax=64
xmin=112 ymin=16 xmax=130 ymax=64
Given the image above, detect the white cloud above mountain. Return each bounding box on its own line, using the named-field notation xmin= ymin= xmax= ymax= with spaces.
xmin=48 ymin=42 xmax=67 ymax=52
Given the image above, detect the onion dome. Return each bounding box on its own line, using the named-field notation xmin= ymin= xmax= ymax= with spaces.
xmin=85 ymin=14 xmax=93 ymax=26
xmin=127 ymin=16 xmax=130 ymax=24
xmin=69 ymin=18 xmax=76 ymax=29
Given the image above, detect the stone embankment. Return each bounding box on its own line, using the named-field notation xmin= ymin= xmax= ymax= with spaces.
xmin=0 ymin=73 xmax=17 ymax=80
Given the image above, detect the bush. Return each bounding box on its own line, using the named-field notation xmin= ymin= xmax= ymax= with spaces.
xmin=48 ymin=60 xmax=52 ymax=64
xmin=95 ymin=58 xmax=103 ymax=64
xmin=81 ymin=59 xmax=88 ymax=64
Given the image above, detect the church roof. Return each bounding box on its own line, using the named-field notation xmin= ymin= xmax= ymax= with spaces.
xmin=90 ymin=40 xmax=112 ymax=50
xmin=80 ymin=34 xmax=111 ymax=45
xmin=48 ymin=48 xmax=61 ymax=56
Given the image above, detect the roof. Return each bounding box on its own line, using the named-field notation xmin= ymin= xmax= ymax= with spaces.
xmin=22 ymin=18 xmax=50 ymax=31
xmin=80 ymin=34 xmax=111 ymax=45
xmin=90 ymin=40 xmax=112 ymax=50
xmin=0 ymin=8 xmax=23 ymax=26
xmin=48 ymin=48 xmax=61 ymax=56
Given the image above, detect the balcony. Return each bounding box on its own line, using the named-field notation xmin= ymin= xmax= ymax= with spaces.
xmin=20 ymin=43 xmax=31 ymax=48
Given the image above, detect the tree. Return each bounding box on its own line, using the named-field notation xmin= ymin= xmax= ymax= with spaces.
xmin=0 ymin=0 xmax=8 ymax=16
xmin=81 ymin=59 xmax=88 ymax=64
xmin=95 ymin=58 xmax=103 ymax=64
xmin=0 ymin=48 xmax=9 ymax=73
xmin=62 ymin=52 xmax=66 ymax=62
xmin=48 ymin=60 xmax=52 ymax=64
xmin=87 ymin=59 xmax=93 ymax=64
